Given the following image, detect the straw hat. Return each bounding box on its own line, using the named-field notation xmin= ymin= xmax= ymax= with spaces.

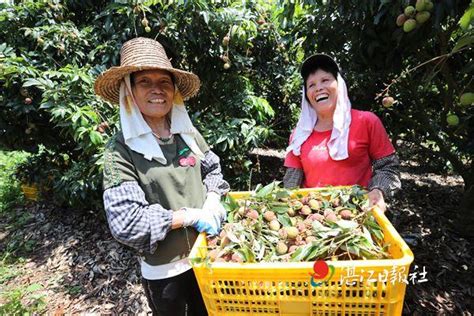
xmin=94 ymin=37 xmax=200 ymax=104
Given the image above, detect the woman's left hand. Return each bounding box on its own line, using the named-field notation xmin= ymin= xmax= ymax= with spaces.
xmin=367 ymin=189 xmax=386 ymax=212
xmin=202 ymin=192 xmax=226 ymax=222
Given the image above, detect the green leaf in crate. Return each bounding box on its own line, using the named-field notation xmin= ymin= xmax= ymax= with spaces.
xmin=342 ymin=243 xmax=360 ymax=257
xmin=275 ymin=189 xmax=290 ymax=199
xmin=290 ymin=243 xmax=314 ymax=262
xmin=359 ymin=247 xmax=380 ymax=260
xmin=351 ymin=185 xmax=367 ymax=196
xmin=371 ymin=228 xmax=384 ymax=241
xmin=340 ymin=193 xmax=351 ymax=204
xmin=344 ymin=202 xmax=357 ymax=209
xmin=189 ymin=257 xmax=204 ymax=265
xmin=319 ymin=190 xmax=332 ymax=198
xmin=269 ymin=202 xmax=290 ymax=214
xmin=253 ymin=238 xmax=266 ymax=261
xmin=335 ymin=219 xmax=358 ymax=231
xmin=306 ymin=244 xmax=329 ymax=261
xmin=255 ymin=181 xmax=278 ymax=198
xmin=362 ymin=226 xmax=374 ymax=244
xmin=239 ymin=246 xmax=255 ymax=263
xmin=312 ymin=220 xmax=341 ymax=238
xmin=321 ymin=200 xmax=331 ymax=209
xmin=228 ymin=212 xmax=235 ymax=223
xmin=277 ymin=214 xmax=292 ymax=227
xmin=364 ymin=216 xmax=384 ymax=242
xmin=224 ymin=194 xmax=239 ymax=212
xmin=226 ymin=229 xmax=241 ymax=244
xmin=312 ymin=220 xmax=325 ymax=230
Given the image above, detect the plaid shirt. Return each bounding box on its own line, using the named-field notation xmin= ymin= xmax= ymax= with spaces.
xmin=103 ymin=150 xmax=229 ymax=253
xmin=367 ymin=154 xmax=401 ymax=198
xmin=283 ymin=153 xmax=401 ymax=198
xmin=200 ymin=150 xmax=230 ymax=196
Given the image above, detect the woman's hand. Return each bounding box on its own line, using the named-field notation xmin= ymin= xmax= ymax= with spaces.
xmin=367 ymin=188 xmax=386 ymax=212
xmin=180 ymin=207 xmax=223 ymax=236
xmin=202 ymin=192 xmax=226 ymax=222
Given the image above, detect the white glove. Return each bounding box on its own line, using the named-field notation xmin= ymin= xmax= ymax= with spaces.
xmin=182 ymin=206 xmax=222 ymax=236
xmin=202 ymin=192 xmax=226 ymax=223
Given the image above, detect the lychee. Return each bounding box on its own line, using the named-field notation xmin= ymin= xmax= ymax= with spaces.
xmin=404 ymin=6 xmax=415 ymax=17
xmin=447 ymin=114 xmax=459 ymax=126
xmin=403 ymin=19 xmax=417 ymax=32
xmin=264 ymin=211 xmax=276 ymax=222
xmin=382 ymin=96 xmax=394 ymax=108
xmin=460 ymin=92 xmax=473 ymax=106
xmin=415 ymin=11 xmax=430 ymax=24
xmin=396 ymin=14 xmax=407 ymax=27
xmin=269 ymin=219 xmax=281 ymax=231
xmin=276 ymin=241 xmax=288 ymax=255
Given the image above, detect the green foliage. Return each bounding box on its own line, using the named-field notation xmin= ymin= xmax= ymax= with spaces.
xmin=65 ymin=285 xmax=83 ymax=296
xmin=1 ymin=211 xmax=36 ymax=264
xmin=0 ymin=0 xmax=294 ymax=210
xmin=0 ymin=264 xmax=20 ymax=285
xmin=0 ymin=151 xmax=29 ymax=213
xmin=0 ymin=0 xmax=472 ymax=212
xmin=459 ymin=1 xmax=474 ymax=30
xmin=0 ymin=283 xmax=47 ymax=316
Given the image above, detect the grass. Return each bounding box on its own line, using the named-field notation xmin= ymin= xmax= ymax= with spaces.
xmin=0 ymin=264 xmax=21 ymax=285
xmin=0 ymin=283 xmax=47 ymax=315
xmin=0 ymin=150 xmax=47 ymax=315
xmin=0 ymin=150 xmax=34 ymax=264
xmin=0 ymin=150 xmax=29 ymax=213
xmin=66 ymin=285 xmax=83 ymax=296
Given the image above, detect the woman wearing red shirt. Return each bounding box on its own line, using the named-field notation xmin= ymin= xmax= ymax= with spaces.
xmin=283 ymin=54 xmax=401 ymax=211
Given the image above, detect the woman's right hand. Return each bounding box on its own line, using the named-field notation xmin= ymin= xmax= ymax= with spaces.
xmin=181 ymin=207 xmax=223 ymax=236
xmin=367 ymin=189 xmax=386 ymax=212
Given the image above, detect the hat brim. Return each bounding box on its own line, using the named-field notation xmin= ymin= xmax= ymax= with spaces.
xmin=301 ymin=54 xmax=340 ymax=79
xmin=94 ymin=65 xmax=201 ymax=104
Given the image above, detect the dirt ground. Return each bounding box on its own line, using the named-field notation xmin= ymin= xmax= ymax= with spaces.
xmin=0 ymin=157 xmax=472 ymax=315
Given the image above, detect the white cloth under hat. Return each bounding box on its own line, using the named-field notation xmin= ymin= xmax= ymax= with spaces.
xmin=286 ymin=73 xmax=352 ymax=161
xmin=119 ymin=75 xmax=204 ymax=164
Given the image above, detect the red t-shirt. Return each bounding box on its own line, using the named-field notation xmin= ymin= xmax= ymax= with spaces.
xmin=284 ymin=109 xmax=395 ymax=188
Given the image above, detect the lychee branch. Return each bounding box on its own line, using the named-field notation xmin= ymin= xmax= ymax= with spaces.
xmin=376 ymin=47 xmax=469 ymax=101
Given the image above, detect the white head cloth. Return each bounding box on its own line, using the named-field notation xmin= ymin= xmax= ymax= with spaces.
xmin=119 ymin=74 xmax=204 ymax=164
xmin=286 ymin=73 xmax=352 ymax=161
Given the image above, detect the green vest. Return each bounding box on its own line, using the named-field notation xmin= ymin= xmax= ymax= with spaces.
xmin=103 ymin=131 xmax=209 ymax=265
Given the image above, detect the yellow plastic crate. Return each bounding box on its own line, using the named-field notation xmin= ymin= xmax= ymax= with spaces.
xmin=21 ymin=184 xmax=39 ymax=201
xmin=190 ymin=188 xmax=414 ymax=316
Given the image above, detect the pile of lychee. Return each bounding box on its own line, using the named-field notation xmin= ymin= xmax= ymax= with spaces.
xmin=204 ymin=185 xmax=389 ymax=264
xmin=397 ymin=0 xmax=434 ymax=33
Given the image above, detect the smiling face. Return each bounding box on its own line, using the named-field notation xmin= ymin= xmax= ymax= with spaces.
xmin=305 ymin=69 xmax=338 ymax=117
xmin=131 ymin=69 xmax=175 ymax=121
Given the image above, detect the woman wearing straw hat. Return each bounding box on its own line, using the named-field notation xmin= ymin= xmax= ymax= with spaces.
xmin=95 ymin=37 xmax=229 ymax=315
xmin=283 ymin=54 xmax=401 ymax=211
